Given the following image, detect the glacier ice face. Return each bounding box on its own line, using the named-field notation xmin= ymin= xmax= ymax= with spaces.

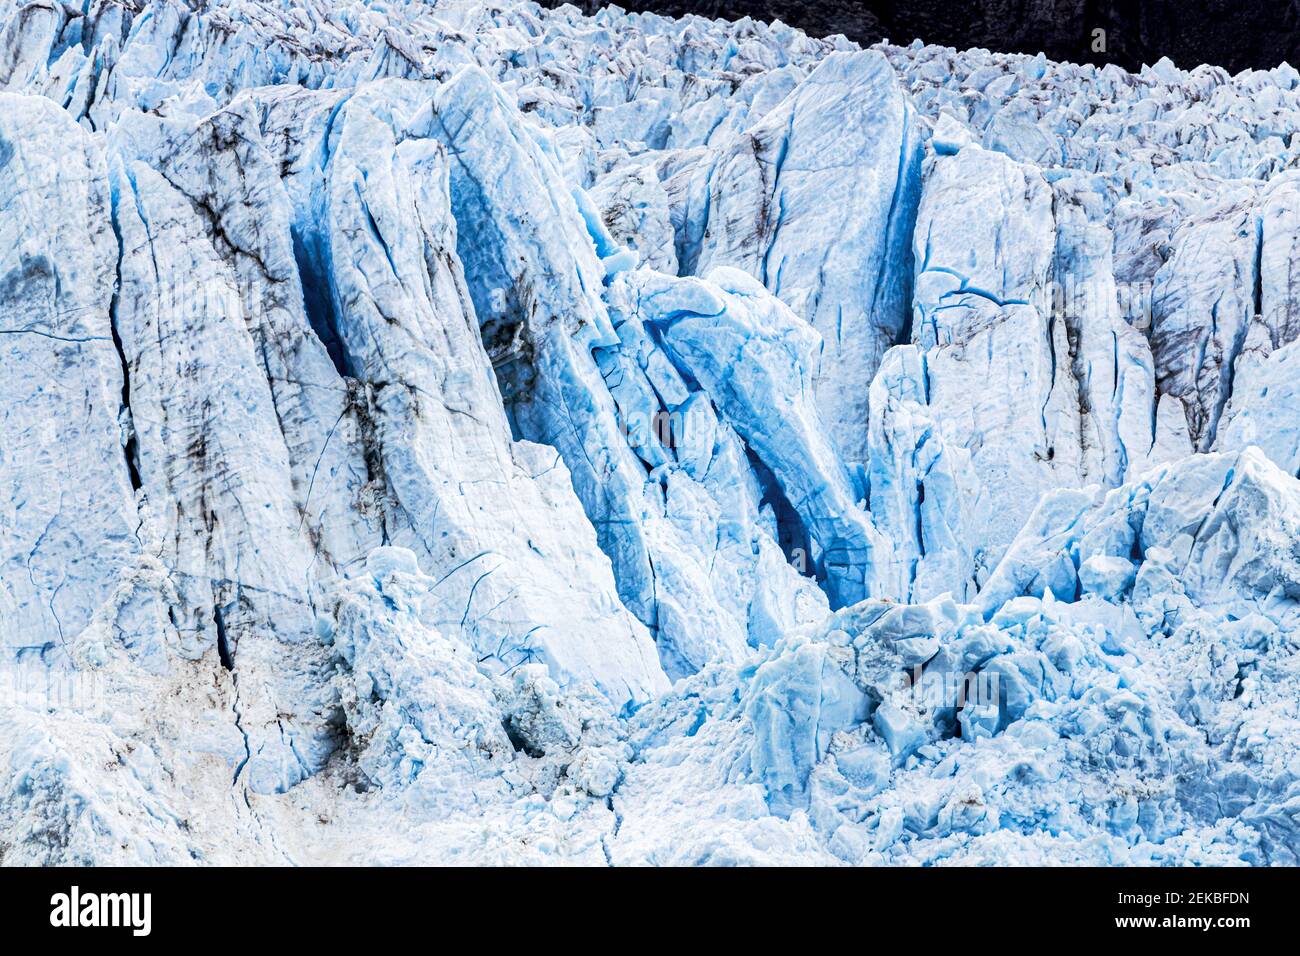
xmin=2 ymin=0 xmax=1300 ymax=865
xmin=686 ymin=49 xmax=923 ymax=464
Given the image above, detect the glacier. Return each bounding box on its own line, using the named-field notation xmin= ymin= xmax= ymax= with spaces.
xmin=1 ymin=0 xmax=1300 ymax=865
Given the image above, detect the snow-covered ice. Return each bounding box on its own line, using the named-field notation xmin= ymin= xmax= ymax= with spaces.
xmin=2 ymin=0 xmax=1300 ymax=865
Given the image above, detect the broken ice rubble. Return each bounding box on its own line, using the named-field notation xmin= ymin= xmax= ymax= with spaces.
xmin=1 ymin=0 xmax=1300 ymax=865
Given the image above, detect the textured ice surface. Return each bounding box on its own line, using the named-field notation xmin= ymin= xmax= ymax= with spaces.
xmin=2 ymin=0 xmax=1300 ymax=865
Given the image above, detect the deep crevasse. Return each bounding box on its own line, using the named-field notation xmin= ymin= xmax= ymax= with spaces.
xmin=2 ymin=0 xmax=1300 ymax=864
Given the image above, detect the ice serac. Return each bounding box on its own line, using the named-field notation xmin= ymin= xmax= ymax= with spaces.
xmin=0 ymin=0 xmax=60 ymax=90
xmin=864 ymin=344 xmax=977 ymax=602
xmin=909 ymin=142 xmax=1064 ymax=579
xmin=1213 ymin=174 xmax=1300 ymax=475
xmin=120 ymin=101 xmax=383 ymax=580
xmin=1255 ymin=173 xmax=1300 ymax=351
xmin=692 ymin=50 xmax=923 ymax=463
xmin=1217 ymin=338 xmax=1300 ymax=476
xmin=588 ymin=161 xmax=679 ymax=274
xmin=0 ymin=94 xmax=161 ymax=665
xmin=430 ymin=65 xmax=825 ymax=676
xmin=1051 ymin=178 xmax=1162 ymax=486
xmin=629 ymin=265 xmax=880 ymax=608
xmin=107 ymin=98 xmax=389 ymax=793
xmin=311 ymin=84 xmax=667 ymax=704
xmin=110 ymin=157 xmax=332 ymax=793
xmin=1150 ymin=193 xmax=1259 ymax=451
xmin=429 ymin=65 xmax=734 ymax=675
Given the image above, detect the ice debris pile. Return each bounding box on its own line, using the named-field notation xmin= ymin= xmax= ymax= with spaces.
xmin=2 ymin=0 xmax=1300 ymax=865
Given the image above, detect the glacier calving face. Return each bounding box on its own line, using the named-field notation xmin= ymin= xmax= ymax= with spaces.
xmin=2 ymin=0 xmax=1300 ymax=865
